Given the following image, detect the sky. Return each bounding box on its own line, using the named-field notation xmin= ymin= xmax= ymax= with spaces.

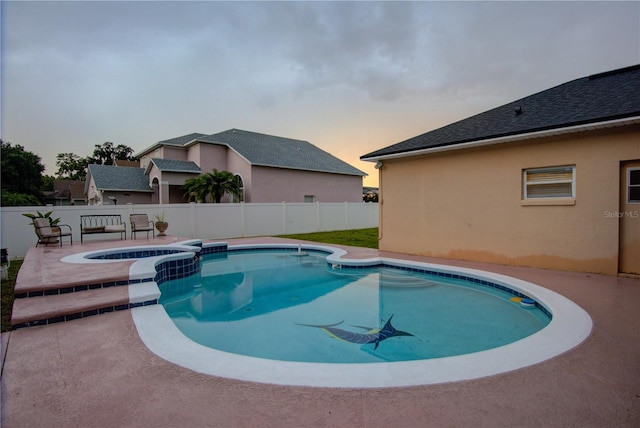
xmin=1 ymin=1 xmax=639 ymax=187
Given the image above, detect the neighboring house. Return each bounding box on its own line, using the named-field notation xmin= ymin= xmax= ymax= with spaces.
xmin=361 ymin=65 xmax=640 ymax=275
xmin=363 ymin=187 xmax=379 ymax=203
xmin=144 ymin=158 xmax=202 ymax=204
xmin=85 ymin=164 xmax=154 ymax=205
xmin=114 ymin=159 xmax=141 ymax=168
xmin=136 ymin=129 xmax=366 ymax=203
xmin=43 ymin=180 xmax=86 ymax=206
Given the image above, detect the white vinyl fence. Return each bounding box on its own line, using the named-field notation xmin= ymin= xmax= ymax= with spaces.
xmin=1 ymin=202 xmax=378 ymax=258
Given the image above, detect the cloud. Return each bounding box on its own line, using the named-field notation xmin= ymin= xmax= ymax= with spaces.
xmin=273 ymin=2 xmax=421 ymax=101
xmin=1 ymin=0 xmax=638 ymax=184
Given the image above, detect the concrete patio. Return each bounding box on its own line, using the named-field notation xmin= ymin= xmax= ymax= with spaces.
xmin=1 ymin=236 xmax=639 ymax=427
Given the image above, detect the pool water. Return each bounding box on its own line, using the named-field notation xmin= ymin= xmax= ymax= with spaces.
xmin=158 ymin=250 xmax=550 ymax=364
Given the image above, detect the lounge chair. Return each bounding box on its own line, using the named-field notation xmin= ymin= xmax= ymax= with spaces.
xmin=130 ymin=214 xmax=155 ymax=239
xmin=1 ymin=248 xmax=9 ymax=280
xmin=33 ymin=218 xmax=73 ymax=247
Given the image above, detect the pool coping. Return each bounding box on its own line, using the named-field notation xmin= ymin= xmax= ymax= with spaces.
xmin=131 ymin=243 xmax=593 ymax=388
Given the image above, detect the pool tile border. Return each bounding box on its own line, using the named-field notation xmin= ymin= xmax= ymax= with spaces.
xmin=335 ymin=262 xmax=552 ymax=318
xmin=16 ymin=241 xmax=556 ymax=335
xmin=154 ymin=255 xmax=201 ymax=285
xmin=216 ymin=244 xmax=552 ymax=318
xmin=131 ymin=242 xmax=593 ymax=388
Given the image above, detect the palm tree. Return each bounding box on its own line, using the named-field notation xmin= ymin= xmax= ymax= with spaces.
xmin=204 ymin=169 xmax=242 ymax=203
xmin=182 ymin=169 xmax=242 ymax=203
xmin=182 ymin=175 xmax=208 ymax=203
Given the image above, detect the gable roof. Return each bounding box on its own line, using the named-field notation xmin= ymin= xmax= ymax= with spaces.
xmin=87 ymin=164 xmax=153 ymax=192
xmin=53 ymin=180 xmax=85 ymax=199
xmin=362 ymin=64 xmax=640 ymax=161
xmin=146 ymin=158 xmax=202 ymax=174
xmin=135 ymin=132 xmax=208 ymax=157
xmin=197 ymin=129 xmax=366 ymax=176
xmin=157 ymin=132 xmax=208 ymax=147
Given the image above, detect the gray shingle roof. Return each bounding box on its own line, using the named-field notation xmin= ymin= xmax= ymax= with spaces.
xmin=362 ymin=64 xmax=640 ymax=160
xmin=149 ymin=158 xmax=202 ymax=173
xmin=198 ymin=129 xmax=366 ymax=176
xmin=135 ymin=133 xmax=208 ymax=157
xmin=88 ymin=164 xmax=153 ymax=192
xmin=156 ymin=133 xmax=208 ymax=147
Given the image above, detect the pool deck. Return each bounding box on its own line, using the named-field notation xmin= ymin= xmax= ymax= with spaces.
xmin=2 ymin=236 xmax=640 ymax=427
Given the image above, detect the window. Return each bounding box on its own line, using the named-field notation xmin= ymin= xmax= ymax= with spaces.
xmin=629 ymin=168 xmax=640 ymax=203
xmin=523 ymin=166 xmax=575 ymax=199
xmin=230 ymin=175 xmax=244 ymax=203
xmin=304 ymin=195 xmax=316 ymax=203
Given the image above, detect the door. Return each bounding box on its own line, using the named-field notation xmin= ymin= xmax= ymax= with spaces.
xmin=619 ymin=161 xmax=640 ymax=274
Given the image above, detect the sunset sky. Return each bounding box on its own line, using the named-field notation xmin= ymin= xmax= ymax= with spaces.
xmin=2 ymin=1 xmax=638 ymax=187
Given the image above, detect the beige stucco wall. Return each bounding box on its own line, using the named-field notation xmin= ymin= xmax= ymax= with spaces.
xmin=188 ymin=143 xmax=228 ymax=172
xmin=186 ymin=143 xmax=253 ymax=202
xmin=226 ymin=150 xmax=252 ymax=202
xmin=251 ymin=166 xmax=363 ymax=203
xmin=377 ymin=125 xmax=640 ymax=275
xmin=140 ymin=146 xmax=187 ymax=170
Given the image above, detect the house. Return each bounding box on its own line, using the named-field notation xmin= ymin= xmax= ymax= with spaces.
xmin=361 ymin=65 xmax=640 ymax=275
xmin=43 ymin=179 xmax=86 ymax=206
xmin=85 ymin=164 xmax=154 ymax=205
xmin=136 ymin=129 xmax=366 ymax=203
xmin=363 ymin=187 xmax=379 ymax=203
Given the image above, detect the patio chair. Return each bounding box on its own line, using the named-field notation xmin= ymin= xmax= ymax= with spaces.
xmin=33 ymin=218 xmax=73 ymax=247
xmin=130 ymin=214 xmax=155 ymax=239
xmin=1 ymin=248 xmax=9 ymax=280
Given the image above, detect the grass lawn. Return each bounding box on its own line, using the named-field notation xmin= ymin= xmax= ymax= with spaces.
xmin=277 ymin=227 xmax=379 ymax=249
xmin=2 ymin=258 xmax=23 ymax=333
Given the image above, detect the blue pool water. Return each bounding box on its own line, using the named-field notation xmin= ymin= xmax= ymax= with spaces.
xmin=158 ymin=249 xmax=550 ymax=364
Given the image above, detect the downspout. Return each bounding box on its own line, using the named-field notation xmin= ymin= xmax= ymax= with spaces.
xmin=374 ymin=161 xmax=383 ymax=243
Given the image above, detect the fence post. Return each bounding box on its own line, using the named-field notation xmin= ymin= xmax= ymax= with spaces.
xmin=241 ymin=202 xmax=246 ymax=237
xmin=282 ymin=201 xmax=287 ymax=234
xmin=316 ymin=201 xmax=321 ymax=232
xmin=344 ymin=201 xmax=349 ymax=230
xmin=189 ymin=203 xmax=195 ymax=238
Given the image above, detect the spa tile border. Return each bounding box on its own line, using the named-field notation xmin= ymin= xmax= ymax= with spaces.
xmin=12 ymin=299 xmax=159 ymax=330
xmin=14 ymin=277 xmax=153 ymax=299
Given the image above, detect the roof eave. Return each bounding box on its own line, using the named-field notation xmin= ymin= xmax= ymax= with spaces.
xmin=157 ymin=170 xmax=202 ymax=174
xmin=135 ymin=139 xmax=196 ymax=158
xmin=134 ymin=143 xmax=163 ymax=158
xmin=98 ymin=188 xmax=154 ymax=193
xmin=184 ymin=138 xmax=216 ymax=148
xmin=362 ymin=116 xmax=640 ymax=162
xmin=253 ymin=163 xmax=367 ymax=177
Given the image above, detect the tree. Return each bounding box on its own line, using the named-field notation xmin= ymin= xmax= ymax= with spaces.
xmin=0 ymin=190 xmax=41 ymax=207
xmin=56 ymin=152 xmax=88 ymax=180
xmin=55 ymin=142 xmax=135 ymax=180
xmin=87 ymin=142 xmax=134 ymax=165
xmin=1 ymin=139 xmax=45 ymax=206
xmin=182 ymin=169 xmax=242 ymax=203
xmin=182 ymin=175 xmax=209 ymax=203
xmin=41 ymin=175 xmax=55 ymax=191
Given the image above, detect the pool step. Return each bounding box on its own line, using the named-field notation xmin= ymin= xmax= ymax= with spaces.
xmin=11 ymin=282 xmax=161 ymax=330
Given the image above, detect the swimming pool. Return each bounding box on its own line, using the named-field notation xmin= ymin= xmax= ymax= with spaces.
xmin=158 ymin=249 xmax=550 ymax=363
xmin=128 ymin=242 xmax=592 ymax=387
